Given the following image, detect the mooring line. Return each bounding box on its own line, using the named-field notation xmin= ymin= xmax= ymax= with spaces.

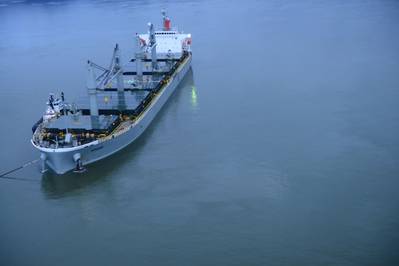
xmin=0 ymin=175 xmax=39 ymax=182
xmin=0 ymin=159 xmax=40 ymax=180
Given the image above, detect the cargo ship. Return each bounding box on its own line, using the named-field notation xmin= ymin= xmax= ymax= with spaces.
xmin=31 ymin=11 xmax=192 ymax=174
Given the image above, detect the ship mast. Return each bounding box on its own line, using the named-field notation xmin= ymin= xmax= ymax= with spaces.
xmin=114 ymin=44 xmax=124 ymax=93
xmin=113 ymin=44 xmax=126 ymax=110
xmin=87 ymin=61 xmax=99 ymax=116
xmin=148 ymin=22 xmax=158 ymax=70
xmin=135 ymin=34 xmax=144 ymax=88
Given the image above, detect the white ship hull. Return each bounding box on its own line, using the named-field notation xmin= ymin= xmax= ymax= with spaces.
xmin=32 ymin=54 xmax=192 ymax=174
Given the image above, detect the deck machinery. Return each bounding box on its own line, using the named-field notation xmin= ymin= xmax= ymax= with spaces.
xmin=31 ymin=11 xmax=192 ymax=174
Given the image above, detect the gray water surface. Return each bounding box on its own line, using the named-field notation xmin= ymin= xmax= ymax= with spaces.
xmin=1 ymin=0 xmax=399 ymax=265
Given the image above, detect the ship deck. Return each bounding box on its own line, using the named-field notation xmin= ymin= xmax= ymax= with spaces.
xmin=34 ymin=52 xmax=190 ymax=148
xmin=75 ymin=55 xmax=183 ymax=116
xmin=77 ymin=90 xmax=151 ymax=115
xmin=44 ymin=115 xmax=120 ymax=134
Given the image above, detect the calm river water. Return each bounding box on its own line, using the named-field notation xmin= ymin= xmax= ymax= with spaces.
xmin=0 ymin=0 xmax=399 ymax=265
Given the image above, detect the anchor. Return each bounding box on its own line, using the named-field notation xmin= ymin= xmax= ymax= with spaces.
xmin=73 ymin=153 xmax=86 ymax=174
xmin=40 ymin=153 xmax=48 ymax=174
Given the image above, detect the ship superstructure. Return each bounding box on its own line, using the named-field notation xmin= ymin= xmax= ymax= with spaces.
xmin=31 ymin=11 xmax=192 ymax=174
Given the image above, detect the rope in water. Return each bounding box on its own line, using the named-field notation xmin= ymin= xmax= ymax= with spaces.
xmin=0 ymin=159 xmax=40 ymax=181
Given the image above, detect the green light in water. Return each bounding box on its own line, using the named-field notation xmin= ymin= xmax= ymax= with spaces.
xmin=191 ymin=86 xmax=197 ymax=107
